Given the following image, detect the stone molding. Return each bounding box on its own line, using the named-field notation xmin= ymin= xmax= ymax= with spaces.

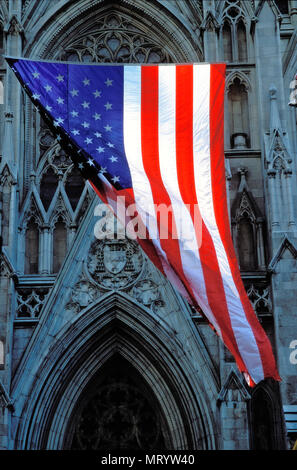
xmin=217 ymin=369 xmax=251 ymax=404
xmin=0 ymin=381 xmax=14 ymax=413
xmin=268 ymin=235 xmax=297 ymax=273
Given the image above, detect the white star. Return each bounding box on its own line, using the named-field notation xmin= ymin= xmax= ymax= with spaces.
xmin=70 ymin=89 xmax=79 ymax=97
xmin=32 ymin=71 xmax=40 ymax=79
xmin=71 ymin=110 xmax=79 ymax=117
xmin=81 ymin=101 xmax=90 ymax=109
xmin=93 ymin=90 xmax=102 ymax=98
xmin=71 ymin=129 xmax=80 ymax=135
xmin=93 ymin=113 xmax=101 ymax=120
xmin=109 ymin=156 xmax=118 ymax=163
xmin=82 ymin=121 xmax=90 ymax=128
xmin=83 ymin=78 xmax=90 ymax=86
xmin=94 ymin=132 xmax=102 ymax=138
xmin=56 ymin=117 xmax=64 ymax=124
xmin=46 ymin=105 xmax=52 ymax=112
xmin=107 ymin=142 xmax=114 ymax=148
xmin=56 ymin=74 xmax=64 ymax=82
xmin=87 ymin=159 xmax=95 ymax=166
xmin=56 ymin=135 xmax=61 ymax=141
xmin=57 ymin=97 xmax=64 ymax=105
xmin=105 ymin=78 xmax=113 ymax=87
xmin=85 ymin=137 xmax=93 ymax=145
xmin=99 ymin=167 xmax=107 ymax=174
xmin=104 ymin=102 xmax=112 ymax=111
xmin=78 ymin=162 xmax=84 ymax=170
xmin=104 ymin=124 xmax=112 ymax=132
xmin=112 ymin=176 xmax=120 ymax=183
xmin=97 ymin=146 xmax=105 ymax=153
xmin=32 ymin=93 xmax=41 ymax=100
xmin=44 ymin=84 xmax=52 ymax=92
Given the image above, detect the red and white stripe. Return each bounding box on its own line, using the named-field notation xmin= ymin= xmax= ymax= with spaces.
xmin=96 ymin=63 xmax=279 ymax=385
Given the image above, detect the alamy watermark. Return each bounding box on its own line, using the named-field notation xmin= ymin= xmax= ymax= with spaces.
xmin=94 ymin=197 xmax=203 ymax=249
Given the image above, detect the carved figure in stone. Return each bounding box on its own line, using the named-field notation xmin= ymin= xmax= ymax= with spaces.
xmin=133 ymin=280 xmax=160 ymax=306
xmin=72 ymin=280 xmax=98 ymax=308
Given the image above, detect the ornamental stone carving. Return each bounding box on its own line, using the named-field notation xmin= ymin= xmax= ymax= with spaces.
xmin=58 ymin=13 xmax=173 ymax=64
xmin=71 ymin=280 xmax=99 ymax=308
xmin=16 ymin=288 xmax=50 ymax=318
xmin=65 ymin=277 xmax=100 ymax=315
xmin=132 ymin=279 xmax=164 ymax=313
xmin=86 ymin=238 xmax=144 ymax=290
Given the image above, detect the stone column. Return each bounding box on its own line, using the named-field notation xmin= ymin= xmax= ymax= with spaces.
xmin=256 ymin=219 xmax=266 ymax=270
xmin=225 ymin=159 xmax=232 ymax=223
xmin=284 ymin=169 xmax=296 ymax=227
xmin=267 ymin=169 xmax=279 ymax=228
xmin=0 ymin=261 xmax=14 ymax=449
xmin=69 ymin=224 xmax=77 ymax=245
xmin=290 ymin=0 xmax=297 ymax=25
xmin=40 ymin=225 xmax=51 ymax=275
xmin=2 ymin=111 xmax=14 ymax=164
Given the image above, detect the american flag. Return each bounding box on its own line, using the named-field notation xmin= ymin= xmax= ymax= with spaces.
xmin=7 ymin=57 xmax=280 ymax=386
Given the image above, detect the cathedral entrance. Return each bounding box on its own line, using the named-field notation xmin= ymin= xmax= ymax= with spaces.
xmin=66 ymin=355 xmax=167 ymax=450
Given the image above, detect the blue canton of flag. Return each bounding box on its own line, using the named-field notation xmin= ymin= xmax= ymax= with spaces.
xmin=9 ymin=58 xmax=132 ymax=188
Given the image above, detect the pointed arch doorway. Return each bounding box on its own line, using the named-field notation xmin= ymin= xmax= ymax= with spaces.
xmin=15 ymin=294 xmax=216 ymax=450
xmin=66 ymin=354 xmax=168 ymax=450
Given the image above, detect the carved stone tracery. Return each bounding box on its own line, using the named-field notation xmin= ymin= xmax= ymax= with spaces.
xmin=16 ymin=288 xmax=50 ymax=318
xmin=246 ymin=283 xmax=272 ymax=317
xmin=58 ymin=13 xmax=173 ymax=64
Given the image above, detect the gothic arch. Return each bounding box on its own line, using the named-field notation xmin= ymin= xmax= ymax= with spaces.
xmin=249 ymin=380 xmax=285 ymax=450
xmin=23 ymin=0 xmax=202 ymax=62
xmin=226 ymin=72 xmax=252 ymax=149
xmin=226 ymin=71 xmax=252 ymax=92
xmin=12 ymin=293 xmax=218 ymax=450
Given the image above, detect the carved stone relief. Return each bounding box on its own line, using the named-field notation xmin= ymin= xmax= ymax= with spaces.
xmin=66 ymin=277 xmax=100 ymax=315
xmin=132 ymin=279 xmax=165 ymax=313
xmin=65 ymin=238 xmax=165 ymax=315
xmin=86 ymin=238 xmax=144 ymax=291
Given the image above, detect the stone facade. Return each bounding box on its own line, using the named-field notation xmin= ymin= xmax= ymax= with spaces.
xmin=0 ymin=0 xmax=296 ymax=450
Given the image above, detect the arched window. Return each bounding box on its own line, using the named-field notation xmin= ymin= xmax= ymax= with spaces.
xmin=221 ymin=1 xmax=250 ymax=63
xmin=25 ymin=218 xmax=40 ymax=274
xmin=228 ymin=77 xmax=250 ymax=149
xmin=222 ymin=22 xmax=232 ymax=62
xmin=65 ymin=166 xmax=85 ymax=210
xmin=237 ymin=20 xmax=247 ymax=62
xmin=53 ymin=217 xmax=67 ymax=273
xmin=237 ymin=216 xmax=256 ymax=270
xmin=250 ymin=388 xmax=276 ymax=450
xmin=40 ymin=166 xmax=58 ymax=211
